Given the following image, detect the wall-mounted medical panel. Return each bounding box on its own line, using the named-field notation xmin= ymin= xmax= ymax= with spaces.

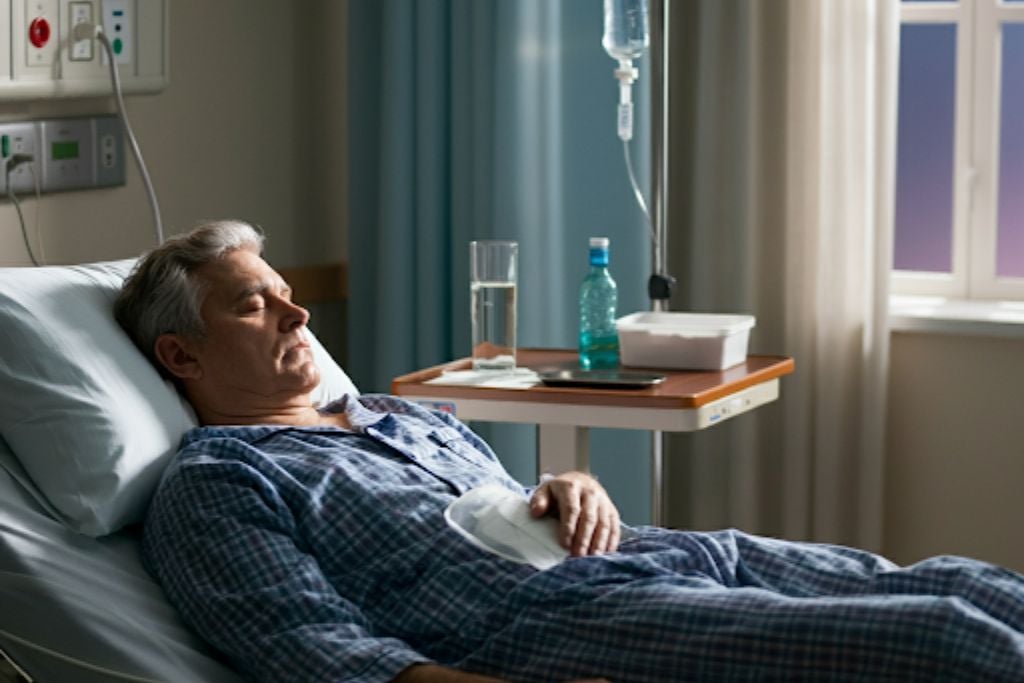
xmin=1 ymin=0 xmax=167 ymax=100
xmin=0 ymin=115 xmax=124 ymax=194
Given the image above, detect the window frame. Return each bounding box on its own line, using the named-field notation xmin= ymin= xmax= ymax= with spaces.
xmin=894 ymin=0 xmax=1024 ymax=300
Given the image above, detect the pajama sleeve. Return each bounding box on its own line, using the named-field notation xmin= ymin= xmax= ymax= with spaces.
xmin=142 ymin=452 xmax=430 ymax=683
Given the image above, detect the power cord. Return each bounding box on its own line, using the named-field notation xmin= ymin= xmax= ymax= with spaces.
xmin=73 ymin=21 xmax=164 ymax=245
xmin=6 ymin=154 xmax=41 ymax=267
xmin=0 ymin=639 xmax=34 ymax=683
xmin=0 ymin=627 xmax=165 ymax=683
xmin=30 ymin=163 xmax=45 ymax=265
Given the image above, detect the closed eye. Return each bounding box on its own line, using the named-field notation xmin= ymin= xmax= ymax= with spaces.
xmin=234 ymin=281 xmax=290 ymax=313
xmin=240 ymin=295 xmax=266 ymax=313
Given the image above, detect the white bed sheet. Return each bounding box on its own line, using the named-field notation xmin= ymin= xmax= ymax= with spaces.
xmin=0 ymin=439 xmax=241 ymax=683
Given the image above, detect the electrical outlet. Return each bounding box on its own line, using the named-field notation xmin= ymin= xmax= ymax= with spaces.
xmin=70 ymin=1 xmax=95 ymax=61
xmin=0 ymin=123 xmax=41 ymax=196
xmin=94 ymin=115 xmax=125 ymax=187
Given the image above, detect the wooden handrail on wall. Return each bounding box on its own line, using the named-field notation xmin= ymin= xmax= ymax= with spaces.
xmin=277 ymin=263 xmax=348 ymax=306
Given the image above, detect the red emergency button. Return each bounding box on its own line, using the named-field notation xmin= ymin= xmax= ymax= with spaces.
xmin=29 ymin=17 xmax=51 ymax=48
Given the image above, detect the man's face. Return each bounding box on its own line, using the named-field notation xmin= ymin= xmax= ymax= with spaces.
xmin=187 ymin=248 xmax=320 ymax=402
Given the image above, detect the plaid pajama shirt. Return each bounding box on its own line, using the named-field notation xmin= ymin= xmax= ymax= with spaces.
xmin=142 ymin=394 xmax=1024 ymax=682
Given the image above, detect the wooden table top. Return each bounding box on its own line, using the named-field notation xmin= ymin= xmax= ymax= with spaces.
xmin=391 ymin=348 xmax=794 ymax=409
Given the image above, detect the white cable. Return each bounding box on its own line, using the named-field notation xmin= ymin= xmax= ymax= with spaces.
xmin=93 ymin=27 xmax=164 ymax=245
xmin=8 ymin=186 xmax=36 ymax=266
xmin=6 ymin=155 xmax=40 ymax=267
xmin=622 ymin=140 xmax=655 ymax=245
xmin=0 ymin=640 xmax=34 ymax=682
xmin=0 ymin=628 xmax=166 ymax=683
xmin=29 ymin=163 xmax=45 ymax=265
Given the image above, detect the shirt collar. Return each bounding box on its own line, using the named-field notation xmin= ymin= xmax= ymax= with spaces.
xmin=181 ymin=394 xmax=390 ymax=447
xmin=321 ymin=393 xmax=390 ymax=432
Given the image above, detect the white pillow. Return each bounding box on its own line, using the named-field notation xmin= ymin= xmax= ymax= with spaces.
xmin=0 ymin=259 xmax=357 ymax=537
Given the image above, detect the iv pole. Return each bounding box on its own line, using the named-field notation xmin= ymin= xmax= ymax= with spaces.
xmin=605 ymin=0 xmax=673 ymax=525
xmin=648 ymin=0 xmax=672 ymax=526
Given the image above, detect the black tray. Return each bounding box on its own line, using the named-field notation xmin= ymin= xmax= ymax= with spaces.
xmin=537 ymin=369 xmax=666 ymax=389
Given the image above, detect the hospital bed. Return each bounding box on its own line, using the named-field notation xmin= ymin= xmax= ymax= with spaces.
xmin=0 ymin=446 xmax=242 ymax=683
xmin=0 ymin=259 xmax=353 ymax=683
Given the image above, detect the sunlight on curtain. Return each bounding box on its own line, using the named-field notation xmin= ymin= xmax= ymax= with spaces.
xmin=665 ymin=0 xmax=898 ymax=550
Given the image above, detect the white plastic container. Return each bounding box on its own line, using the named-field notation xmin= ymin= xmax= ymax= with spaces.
xmin=615 ymin=312 xmax=756 ymax=370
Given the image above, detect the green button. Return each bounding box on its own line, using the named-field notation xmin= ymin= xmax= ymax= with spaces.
xmin=113 ymin=37 xmax=123 ymax=54
xmin=1 ymin=135 xmax=8 ymax=158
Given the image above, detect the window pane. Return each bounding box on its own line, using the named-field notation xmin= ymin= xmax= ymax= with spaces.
xmin=894 ymin=24 xmax=957 ymax=273
xmin=997 ymin=24 xmax=1024 ymax=278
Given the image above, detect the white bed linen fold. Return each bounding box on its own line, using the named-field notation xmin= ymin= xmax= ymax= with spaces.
xmin=0 ymin=443 xmax=241 ymax=683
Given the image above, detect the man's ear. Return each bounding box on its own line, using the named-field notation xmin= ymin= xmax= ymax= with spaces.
xmin=153 ymin=334 xmax=203 ymax=381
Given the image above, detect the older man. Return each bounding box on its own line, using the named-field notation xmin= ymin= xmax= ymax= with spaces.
xmin=119 ymin=220 xmax=1024 ymax=683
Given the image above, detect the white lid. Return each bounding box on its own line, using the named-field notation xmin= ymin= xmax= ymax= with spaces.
xmin=615 ymin=311 xmax=756 ymax=336
xmin=589 ymin=237 xmax=610 ymax=248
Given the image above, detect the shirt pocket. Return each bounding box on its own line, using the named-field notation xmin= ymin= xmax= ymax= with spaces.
xmin=428 ymin=427 xmax=485 ymax=465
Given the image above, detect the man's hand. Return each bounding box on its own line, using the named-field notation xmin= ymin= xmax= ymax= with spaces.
xmin=529 ymin=472 xmax=621 ymax=556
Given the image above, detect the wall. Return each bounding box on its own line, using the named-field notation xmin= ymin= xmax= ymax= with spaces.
xmin=0 ymin=0 xmax=346 ymax=271
xmin=884 ymin=332 xmax=1024 ymax=572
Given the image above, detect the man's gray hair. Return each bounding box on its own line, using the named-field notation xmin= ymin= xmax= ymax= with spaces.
xmin=114 ymin=219 xmax=266 ymax=374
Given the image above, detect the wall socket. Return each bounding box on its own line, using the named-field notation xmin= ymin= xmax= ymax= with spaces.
xmin=0 ymin=123 xmax=40 ymax=196
xmin=0 ymin=115 xmax=124 ymax=196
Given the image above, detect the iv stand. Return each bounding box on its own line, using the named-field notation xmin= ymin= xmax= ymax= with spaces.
xmin=648 ymin=0 xmax=673 ymax=526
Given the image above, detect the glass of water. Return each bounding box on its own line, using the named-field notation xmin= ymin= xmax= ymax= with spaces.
xmin=470 ymin=240 xmax=518 ymax=371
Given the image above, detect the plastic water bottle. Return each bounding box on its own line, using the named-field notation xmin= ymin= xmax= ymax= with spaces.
xmin=579 ymin=237 xmax=620 ymax=370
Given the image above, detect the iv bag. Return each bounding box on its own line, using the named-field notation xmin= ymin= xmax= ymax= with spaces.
xmin=602 ymin=0 xmax=649 ymax=62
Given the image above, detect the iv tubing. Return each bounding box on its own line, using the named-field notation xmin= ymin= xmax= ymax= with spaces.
xmin=613 ymin=57 xmax=654 ymax=244
xmin=623 ymin=140 xmax=655 ymax=246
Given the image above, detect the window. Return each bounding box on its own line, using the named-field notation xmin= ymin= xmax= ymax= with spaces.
xmin=894 ymin=0 xmax=1024 ymax=300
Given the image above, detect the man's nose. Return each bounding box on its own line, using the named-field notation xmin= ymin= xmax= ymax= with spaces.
xmin=278 ymin=297 xmax=310 ymax=332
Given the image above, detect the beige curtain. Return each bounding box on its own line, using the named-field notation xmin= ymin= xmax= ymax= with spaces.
xmin=664 ymin=0 xmax=898 ymax=551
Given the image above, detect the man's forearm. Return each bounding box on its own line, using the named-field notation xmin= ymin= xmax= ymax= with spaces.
xmin=393 ymin=663 xmax=508 ymax=683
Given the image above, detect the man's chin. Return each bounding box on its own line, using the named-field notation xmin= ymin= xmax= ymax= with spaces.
xmin=296 ymin=363 xmax=322 ymax=393
xmin=276 ymin=357 xmax=321 ymax=394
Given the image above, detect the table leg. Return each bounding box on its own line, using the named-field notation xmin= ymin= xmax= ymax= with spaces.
xmin=651 ymin=430 xmax=663 ymax=527
xmin=536 ymin=424 xmax=589 ymax=476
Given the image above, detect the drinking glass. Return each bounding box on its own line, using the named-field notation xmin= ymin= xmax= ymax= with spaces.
xmin=470 ymin=241 xmax=518 ymax=371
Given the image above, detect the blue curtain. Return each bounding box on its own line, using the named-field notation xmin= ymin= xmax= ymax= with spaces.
xmin=347 ymin=0 xmax=653 ymax=524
